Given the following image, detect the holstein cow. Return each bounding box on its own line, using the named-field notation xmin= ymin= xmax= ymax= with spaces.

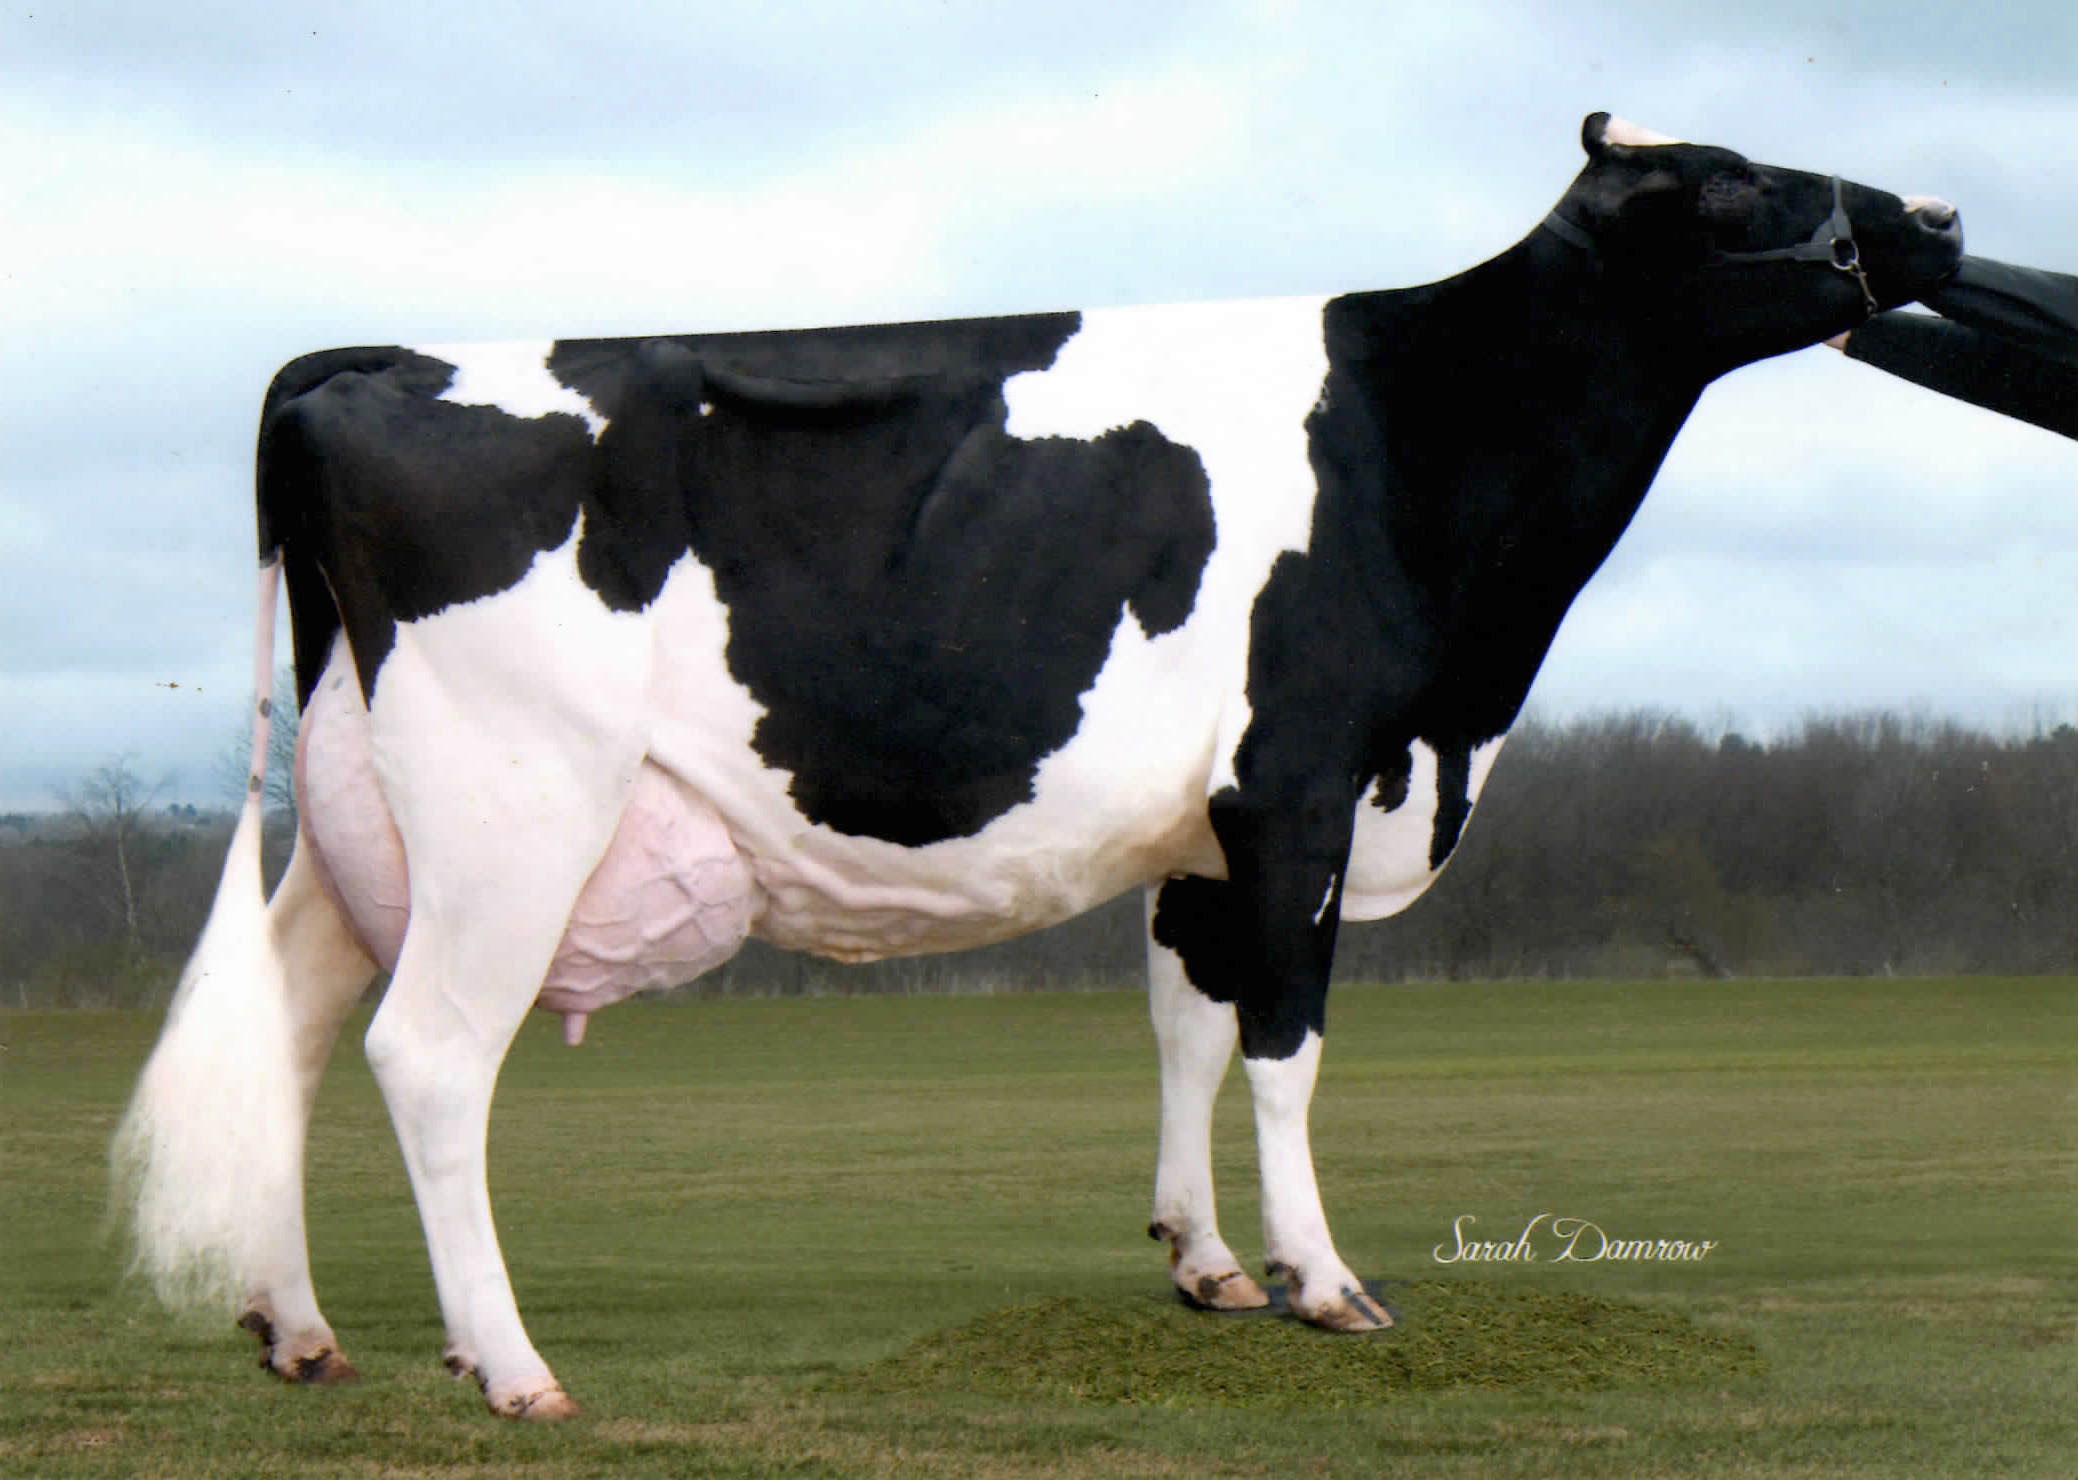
xmin=117 ymin=114 xmax=1963 ymax=1418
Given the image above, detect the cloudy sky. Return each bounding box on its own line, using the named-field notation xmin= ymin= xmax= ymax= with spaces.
xmin=6 ymin=1 xmax=2075 ymax=810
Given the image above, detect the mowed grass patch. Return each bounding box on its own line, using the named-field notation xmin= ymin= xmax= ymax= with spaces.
xmin=848 ymin=1281 xmax=1765 ymax=1407
xmin=0 ymin=976 xmax=2071 ymax=1478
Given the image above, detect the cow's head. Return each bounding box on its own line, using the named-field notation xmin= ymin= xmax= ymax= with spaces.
xmin=1545 ymin=112 xmax=1964 ymax=370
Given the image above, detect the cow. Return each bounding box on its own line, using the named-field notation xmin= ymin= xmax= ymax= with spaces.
xmin=115 ymin=113 xmax=1964 ymax=1420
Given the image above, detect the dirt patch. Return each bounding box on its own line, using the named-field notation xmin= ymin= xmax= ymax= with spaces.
xmin=841 ymin=1280 xmax=1764 ymax=1408
xmin=51 ymin=1428 xmax=124 ymax=1452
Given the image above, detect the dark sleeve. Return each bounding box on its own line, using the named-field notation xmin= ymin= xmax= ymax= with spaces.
xmin=1922 ymin=257 xmax=2078 ymax=370
xmin=1844 ymin=313 xmax=2078 ymax=441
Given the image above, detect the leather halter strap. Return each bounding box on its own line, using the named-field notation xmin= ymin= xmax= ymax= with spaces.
xmin=1540 ymin=175 xmax=1880 ymax=319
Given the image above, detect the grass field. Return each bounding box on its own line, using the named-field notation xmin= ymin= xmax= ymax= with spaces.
xmin=2 ymin=977 xmax=2072 ymax=1477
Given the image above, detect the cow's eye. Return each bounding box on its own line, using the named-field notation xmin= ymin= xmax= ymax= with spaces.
xmin=1697 ymin=173 xmax=1758 ymax=226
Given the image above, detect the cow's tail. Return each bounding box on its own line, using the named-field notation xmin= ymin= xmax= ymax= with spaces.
xmin=111 ymin=557 xmax=301 ymax=1315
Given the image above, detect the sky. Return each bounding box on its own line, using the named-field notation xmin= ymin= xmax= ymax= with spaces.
xmin=5 ymin=1 xmax=2076 ymax=811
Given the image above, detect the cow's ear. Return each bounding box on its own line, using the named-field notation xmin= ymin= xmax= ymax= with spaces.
xmin=1581 ymin=112 xmax=1615 ymax=160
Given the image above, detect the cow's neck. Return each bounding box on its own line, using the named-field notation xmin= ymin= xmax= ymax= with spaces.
xmin=1315 ymin=239 xmax=1709 ymax=737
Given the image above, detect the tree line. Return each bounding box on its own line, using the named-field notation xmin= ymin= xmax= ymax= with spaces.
xmin=6 ymin=708 xmax=2078 ymax=1009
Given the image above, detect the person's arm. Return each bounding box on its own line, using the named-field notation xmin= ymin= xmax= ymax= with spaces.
xmin=1922 ymin=257 xmax=2078 ymax=370
xmin=1837 ymin=311 xmax=2078 ymax=441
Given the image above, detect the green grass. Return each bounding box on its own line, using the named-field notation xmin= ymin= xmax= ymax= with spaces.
xmin=1 ymin=977 xmax=2072 ymax=1476
xmin=848 ymin=1282 xmax=1765 ymax=1405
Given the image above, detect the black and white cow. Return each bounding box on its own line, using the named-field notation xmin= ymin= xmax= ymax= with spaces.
xmin=117 ymin=114 xmax=1963 ymax=1419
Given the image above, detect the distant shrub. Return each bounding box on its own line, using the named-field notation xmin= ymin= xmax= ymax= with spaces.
xmin=20 ymin=942 xmax=179 ymax=1010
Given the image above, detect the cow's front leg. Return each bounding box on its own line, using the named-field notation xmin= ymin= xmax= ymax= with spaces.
xmin=1152 ymin=781 xmax=1390 ymax=1333
xmin=1144 ymin=888 xmax=1268 ymax=1311
xmin=1244 ymin=1029 xmax=1391 ymax=1330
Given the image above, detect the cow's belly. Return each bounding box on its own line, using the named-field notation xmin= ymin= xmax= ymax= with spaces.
xmin=295 ymin=646 xmax=761 ymax=1039
xmin=724 ymin=764 xmax=1219 ymax=960
xmin=651 ymin=650 xmax=1227 ymax=961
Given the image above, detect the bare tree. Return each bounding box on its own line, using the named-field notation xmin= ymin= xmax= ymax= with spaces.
xmin=60 ymin=756 xmax=166 ymax=955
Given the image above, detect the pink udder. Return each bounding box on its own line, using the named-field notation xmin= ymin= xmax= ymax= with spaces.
xmin=295 ymin=663 xmax=756 ymax=1040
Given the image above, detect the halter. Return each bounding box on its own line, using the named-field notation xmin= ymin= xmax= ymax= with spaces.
xmin=1541 ymin=175 xmax=1880 ymax=320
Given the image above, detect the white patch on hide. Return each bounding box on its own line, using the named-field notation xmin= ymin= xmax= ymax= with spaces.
xmin=1005 ymin=297 xmax=1331 ymax=801
xmin=1903 ymin=193 xmax=1958 ymax=226
xmin=1603 ymin=117 xmax=1686 ymax=148
xmin=1340 ymin=733 xmax=1508 ymax=922
xmin=416 ymin=340 xmax=608 ymax=440
xmin=1466 ymin=733 xmax=1505 ymax=804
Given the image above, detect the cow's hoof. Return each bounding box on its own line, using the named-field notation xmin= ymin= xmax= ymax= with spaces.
xmin=288 ymin=1349 xmax=362 ymax=1383
xmin=1290 ymin=1279 xmax=1395 ymax=1333
xmin=1164 ymin=1237 xmax=1271 ymax=1311
xmin=1175 ymin=1265 xmax=1272 ymax=1311
xmin=489 ymin=1378 xmax=580 ymax=1422
xmin=238 ymin=1309 xmax=360 ymax=1384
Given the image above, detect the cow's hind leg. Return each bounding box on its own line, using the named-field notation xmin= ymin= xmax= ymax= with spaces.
xmin=358 ymin=611 xmax=648 ymax=1419
xmin=1144 ymin=888 xmax=1269 ymax=1311
xmin=239 ymin=831 xmax=380 ymax=1383
xmin=362 ymin=791 xmax=620 ymax=1419
xmin=367 ymin=902 xmax=595 ymax=1418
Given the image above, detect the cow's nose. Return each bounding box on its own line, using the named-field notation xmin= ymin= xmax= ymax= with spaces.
xmin=1905 ymin=195 xmax=1959 ymax=233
